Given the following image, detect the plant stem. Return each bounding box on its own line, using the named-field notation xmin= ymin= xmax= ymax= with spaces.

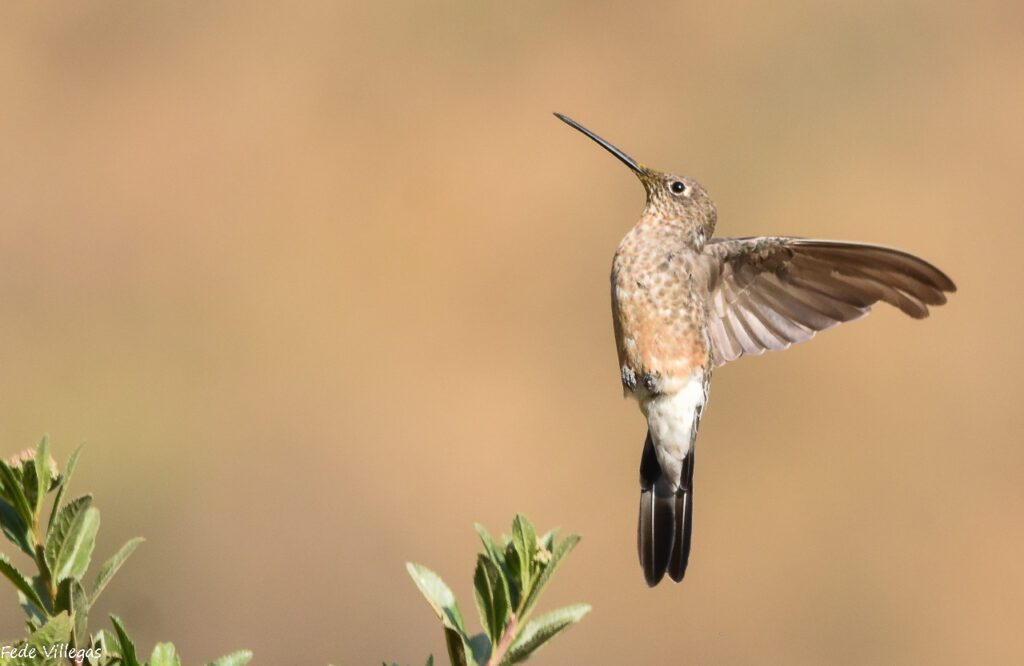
xmin=486 ymin=613 xmax=517 ymax=666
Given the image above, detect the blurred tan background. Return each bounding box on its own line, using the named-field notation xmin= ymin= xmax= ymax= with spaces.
xmin=0 ymin=2 xmax=1021 ymax=664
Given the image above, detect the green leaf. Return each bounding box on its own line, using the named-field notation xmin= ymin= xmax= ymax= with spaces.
xmin=55 ymin=576 xmax=73 ymax=614
xmin=109 ymin=615 xmax=141 ymax=666
xmin=426 ymin=657 xmax=434 ymax=666
xmin=0 ymin=499 xmax=33 ymax=556
xmin=92 ymin=629 xmax=120 ymax=661
xmin=53 ymin=506 xmax=100 ymax=582
xmin=33 ymin=436 xmax=52 ymax=520
xmin=206 ymin=650 xmax=253 ymax=666
xmin=70 ymin=580 xmax=89 ymax=648
xmin=48 ymin=443 xmax=84 ymax=534
xmin=406 ymin=563 xmax=477 ymax=665
xmin=26 ymin=612 xmax=73 ymax=664
xmin=504 ymin=604 xmax=591 ymax=664
xmin=405 ymin=563 xmax=468 ymax=635
xmin=54 ymin=578 xmax=90 ymax=646
xmin=510 ymin=515 xmax=537 ymax=592
xmin=90 ymin=537 xmax=143 ymax=606
xmin=0 ymin=460 xmax=35 ymax=528
xmin=44 ymin=494 xmax=92 ymax=573
xmin=519 ymin=533 xmax=580 ymax=622
xmin=0 ymin=552 xmax=47 ymax=614
xmin=150 ymin=643 xmax=182 ymax=666
xmin=472 ymin=557 xmax=496 ymax=645
xmin=443 ymin=627 xmax=468 ymax=666
xmin=474 ymin=524 xmax=507 ymax=568
xmin=473 ymin=554 xmax=508 ymax=646
xmin=474 ymin=523 xmax=516 ymax=609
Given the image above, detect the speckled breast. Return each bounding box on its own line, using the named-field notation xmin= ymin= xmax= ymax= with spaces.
xmin=611 ymin=241 xmax=710 ymax=397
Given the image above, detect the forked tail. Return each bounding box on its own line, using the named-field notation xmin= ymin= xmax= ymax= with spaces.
xmin=637 ymin=431 xmax=694 ymax=586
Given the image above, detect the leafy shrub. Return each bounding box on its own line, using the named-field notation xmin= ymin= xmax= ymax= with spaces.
xmin=394 ymin=515 xmax=589 ymax=666
xmin=0 ymin=438 xmax=250 ymax=666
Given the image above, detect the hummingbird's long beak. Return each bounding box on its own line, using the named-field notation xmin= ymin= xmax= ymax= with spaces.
xmin=554 ymin=113 xmax=648 ymax=177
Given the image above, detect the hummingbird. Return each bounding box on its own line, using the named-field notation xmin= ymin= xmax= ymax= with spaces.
xmin=554 ymin=113 xmax=956 ymax=587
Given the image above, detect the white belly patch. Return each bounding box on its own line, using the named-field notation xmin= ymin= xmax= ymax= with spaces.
xmin=641 ymin=372 xmax=706 ymax=488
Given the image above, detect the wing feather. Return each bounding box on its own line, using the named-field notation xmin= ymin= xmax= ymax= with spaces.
xmin=701 ymin=237 xmax=955 ymax=367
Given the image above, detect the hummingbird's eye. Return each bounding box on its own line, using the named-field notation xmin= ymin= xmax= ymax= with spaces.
xmin=670 ymin=181 xmax=686 ymax=195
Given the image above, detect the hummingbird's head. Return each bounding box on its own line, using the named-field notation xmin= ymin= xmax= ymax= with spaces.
xmin=554 ymin=113 xmax=717 ymax=245
xmin=638 ymin=170 xmax=717 ymax=243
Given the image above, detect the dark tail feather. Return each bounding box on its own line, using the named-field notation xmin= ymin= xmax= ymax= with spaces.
xmin=667 ymin=462 xmax=694 ymax=583
xmin=638 ymin=431 xmax=695 ymax=586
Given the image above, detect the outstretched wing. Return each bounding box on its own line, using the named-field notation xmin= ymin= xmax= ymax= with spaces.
xmin=700 ymin=237 xmax=956 ymax=367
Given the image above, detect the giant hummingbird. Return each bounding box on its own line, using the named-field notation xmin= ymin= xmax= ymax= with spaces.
xmin=554 ymin=113 xmax=956 ymax=587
